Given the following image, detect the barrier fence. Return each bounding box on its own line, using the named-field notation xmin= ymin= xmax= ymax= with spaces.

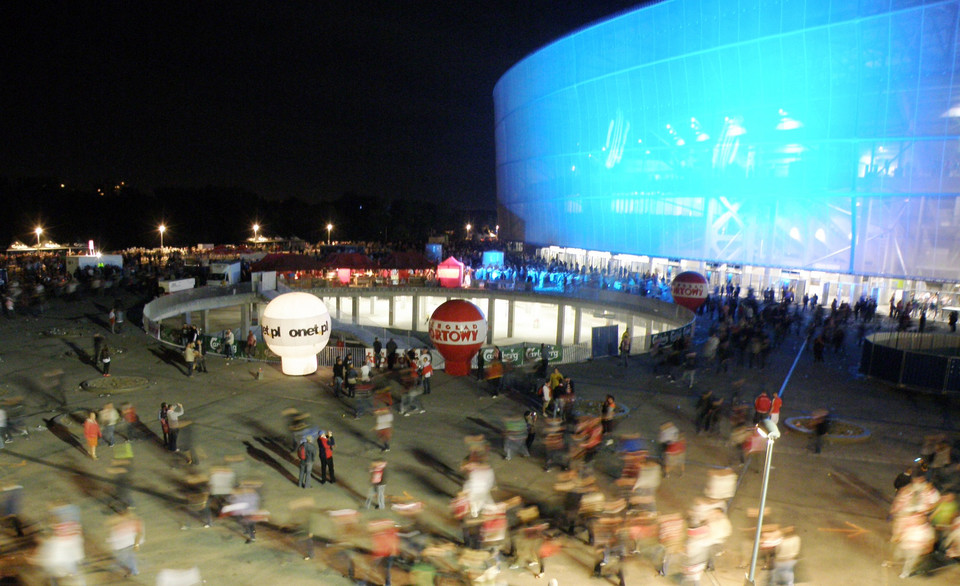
xmin=859 ymin=331 xmax=960 ymax=393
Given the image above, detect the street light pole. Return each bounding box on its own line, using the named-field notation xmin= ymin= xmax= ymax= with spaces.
xmin=744 ymin=419 xmax=780 ymax=585
xmin=35 ymin=227 xmax=43 ymax=248
xmin=326 ymin=223 xmax=332 ymax=245
xmin=253 ymin=223 xmax=259 ymax=245
xmin=159 ymin=224 xmax=166 ymax=253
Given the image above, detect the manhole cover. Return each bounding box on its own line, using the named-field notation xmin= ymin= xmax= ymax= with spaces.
xmin=80 ymin=376 xmax=149 ymax=393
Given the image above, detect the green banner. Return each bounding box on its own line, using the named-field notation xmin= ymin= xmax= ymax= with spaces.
xmin=479 ymin=343 xmax=562 ymax=365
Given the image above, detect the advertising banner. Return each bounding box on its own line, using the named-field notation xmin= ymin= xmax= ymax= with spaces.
xmin=650 ymin=323 xmax=695 ymax=348
xmin=479 ymin=343 xmax=562 ymax=366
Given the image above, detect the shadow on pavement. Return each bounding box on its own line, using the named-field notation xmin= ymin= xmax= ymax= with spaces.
xmin=43 ymin=416 xmax=86 ymax=455
xmin=410 ymin=448 xmax=463 ymax=484
xmin=149 ymin=345 xmax=186 ymax=375
xmin=243 ymin=439 xmax=297 ymax=485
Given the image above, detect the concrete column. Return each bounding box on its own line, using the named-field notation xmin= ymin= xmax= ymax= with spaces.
xmin=351 ymin=296 xmax=360 ymax=325
xmin=184 ymin=311 xmax=192 ymax=325
xmin=487 ymin=297 xmax=496 ymax=344
xmin=507 ymin=299 xmax=515 ymax=338
xmin=556 ymin=303 xmax=566 ymax=346
xmin=574 ymin=307 xmax=582 ymax=344
xmin=388 ymin=296 xmax=396 ymax=327
xmin=412 ymin=294 xmax=420 ymax=332
xmin=201 ymin=309 xmax=210 ymax=333
xmin=336 ymin=296 xmax=342 ymax=320
xmin=369 ymin=297 xmax=376 ymax=313
xmin=240 ymin=304 xmax=250 ymax=335
xmin=251 ymin=303 xmax=259 ymax=326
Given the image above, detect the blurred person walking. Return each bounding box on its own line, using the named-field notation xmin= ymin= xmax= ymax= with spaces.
xmin=83 ymin=412 xmax=101 ymax=460
xmin=98 ymin=403 xmax=119 ymax=448
xmin=183 ymin=342 xmax=196 ymax=377
xmin=374 ymin=407 xmax=393 ymax=452
xmin=107 ymin=509 xmax=143 ymax=577
xmin=166 ymin=402 xmax=184 ymax=452
xmin=365 ymin=461 xmax=388 ymax=510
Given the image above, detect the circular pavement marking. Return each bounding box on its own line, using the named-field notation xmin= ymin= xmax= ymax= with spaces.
xmin=784 ymin=416 xmax=871 ymax=444
xmin=80 ymin=376 xmax=149 ymax=393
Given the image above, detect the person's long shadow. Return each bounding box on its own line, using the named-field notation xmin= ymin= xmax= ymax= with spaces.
xmin=239 ymin=416 xmax=286 ymax=447
xmin=465 ymin=416 xmax=503 ymax=436
xmin=410 ymin=448 xmax=463 ymax=484
xmin=340 ymin=425 xmax=382 ymax=452
xmin=254 ymin=436 xmax=298 ymax=467
xmin=242 ymin=440 xmax=297 ymax=485
xmin=392 ymin=464 xmax=457 ymax=498
xmin=62 ymin=339 xmax=94 ymax=369
xmin=85 ymin=311 xmax=111 ymax=331
xmin=12 ymin=374 xmax=66 ymax=411
xmin=44 ymin=416 xmax=86 ymax=455
xmin=149 ymin=346 xmax=186 ymax=375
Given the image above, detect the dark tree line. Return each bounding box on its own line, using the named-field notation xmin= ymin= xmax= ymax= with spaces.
xmin=1 ymin=177 xmax=490 ymax=250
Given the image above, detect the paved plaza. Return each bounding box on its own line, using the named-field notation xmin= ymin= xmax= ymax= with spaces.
xmin=0 ymin=291 xmax=958 ymax=584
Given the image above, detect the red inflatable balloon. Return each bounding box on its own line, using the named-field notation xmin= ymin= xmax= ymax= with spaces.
xmin=671 ymin=271 xmax=708 ymax=312
xmin=428 ymin=300 xmax=487 ymax=376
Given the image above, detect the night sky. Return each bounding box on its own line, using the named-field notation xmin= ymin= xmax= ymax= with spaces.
xmin=1 ymin=1 xmax=645 ymax=210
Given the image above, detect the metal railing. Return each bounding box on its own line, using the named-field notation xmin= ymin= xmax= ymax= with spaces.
xmin=859 ymin=331 xmax=960 ymax=393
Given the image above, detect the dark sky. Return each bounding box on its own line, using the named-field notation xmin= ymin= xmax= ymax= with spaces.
xmin=1 ymin=1 xmax=644 ymax=210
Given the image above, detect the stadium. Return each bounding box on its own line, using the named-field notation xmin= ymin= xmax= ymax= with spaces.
xmin=494 ymin=0 xmax=960 ymax=307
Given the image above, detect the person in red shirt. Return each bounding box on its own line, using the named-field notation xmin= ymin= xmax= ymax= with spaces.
xmin=318 ymin=431 xmax=335 ymax=484
xmin=754 ymin=391 xmax=772 ymax=424
xmin=770 ymin=393 xmax=783 ymax=425
xmin=83 ymin=411 xmax=102 ymax=459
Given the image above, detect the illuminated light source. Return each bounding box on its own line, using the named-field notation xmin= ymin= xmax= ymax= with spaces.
xmin=158 ymin=224 xmax=166 ymax=251
xmin=814 ymin=228 xmax=827 ymax=243
xmin=676 ymin=138 xmax=686 ymax=146
xmin=776 ymin=112 xmax=802 ymax=130
xmin=253 ymin=223 xmax=260 ymax=243
xmin=326 ymin=223 xmax=333 ymax=245
xmin=34 ymin=227 xmax=43 ymax=248
xmin=789 ymin=227 xmax=801 ymax=241
xmin=260 ymin=292 xmax=332 ymax=376
xmin=696 ymin=133 xmax=710 ymax=142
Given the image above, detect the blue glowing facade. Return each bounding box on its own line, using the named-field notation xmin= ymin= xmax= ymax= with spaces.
xmin=494 ymin=0 xmax=960 ymax=281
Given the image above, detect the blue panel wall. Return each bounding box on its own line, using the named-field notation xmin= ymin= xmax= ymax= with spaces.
xmin=494 ymin=0 xmax=960 ymax=281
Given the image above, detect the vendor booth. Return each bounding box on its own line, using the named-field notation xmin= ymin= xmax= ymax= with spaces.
xmin=437 ymin=256 xmax=465 ymax=288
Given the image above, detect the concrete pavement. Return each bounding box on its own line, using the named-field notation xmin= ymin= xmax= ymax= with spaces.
xmin=0 ymin=292 xmax=958 ymax=584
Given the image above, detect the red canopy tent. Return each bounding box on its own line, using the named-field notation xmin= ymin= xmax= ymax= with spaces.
xmin=437 ymin=256 xmax=465 ymax=288
xmin=322 ymin=252 xmax=379 ymax=270
xmin=250 ymin=253 xmax=325 ymax=272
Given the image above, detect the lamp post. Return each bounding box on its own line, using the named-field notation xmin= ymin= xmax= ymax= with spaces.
xmin=158 ymin=224 xmax=166 ymax=252
xmin=744 ymin=419 xmax=780 ymax=585
xmin=326 ymin=223 xmax=332 ymax=245
xmin=253 ymin=223 xmax=259 ymax=244
xmin=465 ymin=223 xmax=472 ymax=240
xmin=34 ymin=227 xmax=43 ymax=248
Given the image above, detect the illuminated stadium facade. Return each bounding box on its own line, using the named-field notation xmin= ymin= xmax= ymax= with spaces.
xmin=494 ymin=0 xmax=960 ymax=304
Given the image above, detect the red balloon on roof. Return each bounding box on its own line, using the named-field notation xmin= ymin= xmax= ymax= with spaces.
xmin=429 ymin=300 xmax=487 ymax=376
xmin=671 ymin=271 xmax=708 ymax=312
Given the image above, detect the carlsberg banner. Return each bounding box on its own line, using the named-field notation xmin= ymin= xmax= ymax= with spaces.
xmin=478 ymin=344 xmax=562 ymax=366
